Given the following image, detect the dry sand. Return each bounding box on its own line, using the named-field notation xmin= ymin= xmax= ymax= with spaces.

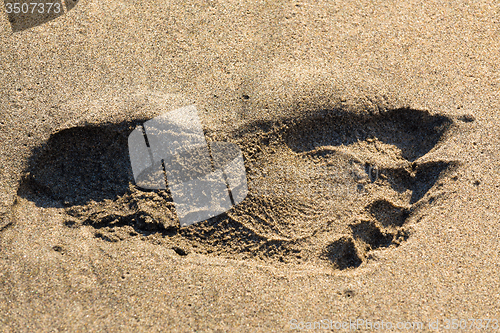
xmin=1 ymin=0 xmax=500 ymax=331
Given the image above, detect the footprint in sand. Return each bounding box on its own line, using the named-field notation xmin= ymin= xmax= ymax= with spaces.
xmin=18 ymin=106 xmax=466 ymax=269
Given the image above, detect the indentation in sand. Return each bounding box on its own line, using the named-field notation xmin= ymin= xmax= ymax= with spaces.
xmin=18 ymin=106 xmax=462 ymax=269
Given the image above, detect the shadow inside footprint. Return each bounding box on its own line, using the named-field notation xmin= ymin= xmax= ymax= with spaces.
xmin=350 ymin=220 xmax=394 ymax=249
xmin=323 ymin=237 xmax=362 ymax=270
xmin=411 ymin=161 xmax=457 ymax=203
xmin=284 ymin=108 xmax=452 ymax=162
xmin=368 ymin=200 xmax=410 ymax=228
xmin=19 ymin=121 xmax=146 ymax=207
xmin=382 ymin=161 xmax=458 ymax=204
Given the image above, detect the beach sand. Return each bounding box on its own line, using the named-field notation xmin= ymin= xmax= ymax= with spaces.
xmin=1 ymin=0 xmax=499 ymax=331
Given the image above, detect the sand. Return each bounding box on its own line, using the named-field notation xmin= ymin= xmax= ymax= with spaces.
xmin=1 ymin=0 xmax=500 ymax=331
